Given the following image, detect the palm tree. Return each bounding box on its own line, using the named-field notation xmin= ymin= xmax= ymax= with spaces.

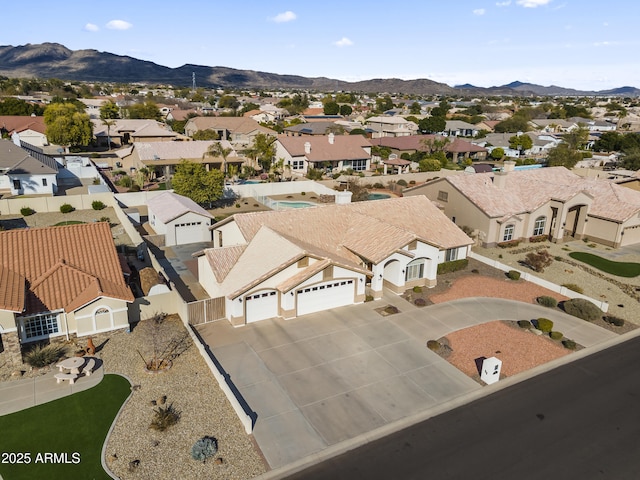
xmin=207 ymin=142 xmax=233 ymax=175
xmin=102 ymin=118 xmax=116 ymax=150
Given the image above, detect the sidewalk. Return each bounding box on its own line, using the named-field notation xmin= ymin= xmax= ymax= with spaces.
xmin=0 ymin=362 xmax=104 ymax=416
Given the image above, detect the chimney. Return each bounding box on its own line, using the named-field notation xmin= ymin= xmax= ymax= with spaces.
xmin=328 ymin=132 xmax=335 ymax=144
xmin=304 ymin=141 xmax=311 ymax=154
xmin=492 ymin=160 xmax=515 ymax=188
xmin=502 ymin=160 xmax=516 ymax=173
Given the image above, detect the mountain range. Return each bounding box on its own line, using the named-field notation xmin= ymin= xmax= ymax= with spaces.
xmin=1 ymin=43 xmax=639 ymax=97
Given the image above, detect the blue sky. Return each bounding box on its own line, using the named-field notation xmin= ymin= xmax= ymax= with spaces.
xmin=2 ymin=0 xmax=638 ymax=90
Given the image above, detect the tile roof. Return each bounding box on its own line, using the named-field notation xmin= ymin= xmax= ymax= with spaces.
xmin=133 ymin=140 xmax=235 ymax=162
xmin=277 ymin=134 xmax=371 ymax=162
xmin=187 ymin=117 xmax=276 ymax=135
xmin=444 ymin=138 xmax=487 ymax=153
xmin=147 ymin=191 xmax=214 ymax=223
xmin=444 ymin=166 xmax=640 ymax=222
xmin=0 ymin=267 xmax=25 ymax=312
xmin=0 ymin=222 xmax=133 ymax=315
xmin=0 ymin=116 xmax=46 ymax=134
xmin=375 ymin=135 xmax=439 ymax=151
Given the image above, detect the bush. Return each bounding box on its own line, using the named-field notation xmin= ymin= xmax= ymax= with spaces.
xmin=426 ymin=340 xmax=441 ymax=351
xmin=99 ymin=217 xmax=111 ymax=223
xmin=301 ymin=191 xmax=306 ymax=196
xmin=92 ymin=200 xmax=106 ymax=210
xmin=562 ymin=283 xmax=584 ymax=294
xmin=412 ymin=286 xmax=423 ymax=293
xmin=373 ymin=182 xmax=384 ymax=189
xmin=524 ymin=250 xmax=553 ymax=273
xmin=517 ymin=320 xmax=532 ymax=329
xmin=191 ymin=436 xmax=218 ymax=463
xmin=604 ymin=315 xmax=625 ymax=327
xmin=149 ymin=403 xmax=181 ymax=431
xmin=471 ymin=269 xmax=479 ymax=274
xmin=549 ymin=331 xmax=563 ymax=340
xmin=384 ymin=305 xmax=399 ymax=315
xmin=507 ymin=270 xmax=521 ymax=280
xmin=529 ymin=235 xmax=548 ymax=243
xmin=562 ymin=339 xmax=577 ymax=350
xmin=396 ymin=179 xmax=408 ymax=187
xmin=534 ymin=318 xmax=554 ymax=333
xmin=115 ymin=175 xmax=133 ymax=188
xmin=537 ymin=296 xmax=558 ymax=308
xmin=59 ymin=203 xmax=74 ymax=214
xmin=23 ymin=343 xmax=67 ymax=368
xmin=128 ymin=184 xmax=141 ymax=192
xmin=497 ymin=239 xmax=520 ymax=248
xmin=20 ymin=206 xmax=35 ymax=216
xmin=235 ymin=203 xmax=241 ymax=208
xmin=562 ymin=298 xmax=603 ymax=322
xmin=414 ymin=298 xmax=427 ymax=307
xmin=437 ymin=258 xmax=469 ymax=274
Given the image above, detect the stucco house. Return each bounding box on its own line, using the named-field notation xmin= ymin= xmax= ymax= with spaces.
xmin=0 ymin=222 xmax=134 ymax=364
xmin=365 ymin=116 xmax=418 ymax=138
xmin=92 ymin=119 xmax=182 ymax=147
xmin=195 ymin=196 xmax=472 ymax=326
xmin=275 ymin=133 xmax=372 ymax=175
xmin=404 ymin=162 xmax=640 ymax=248
xmin=0 ymin=115 xmax=48 ymax=147
xmin=184 ymin=117 xmax=276 ymax=147
xmin=147 ymin=191 xmax=214 ymax=246
xmin=0 ymin=138 xmax=58 ymax=196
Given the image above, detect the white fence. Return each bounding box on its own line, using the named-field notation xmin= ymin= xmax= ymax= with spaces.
xmin=468 ymin=251 xmax=609 ymax=312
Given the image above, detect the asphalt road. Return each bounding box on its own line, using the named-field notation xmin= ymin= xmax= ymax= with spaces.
xmin=285 ymin=335 xmax=640 ymax=480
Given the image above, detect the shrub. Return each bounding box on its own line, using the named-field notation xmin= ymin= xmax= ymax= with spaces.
xmin=562 ymin=298 xmax=603 ymax=322
xmin=365 ymin=295 xmax=374 ymax=302
xmin=517 ymin=320 xmax=532 ymax=329
xmin=549 ymin=331 xmax=563 ymax=340
xmin=562 ymin=283 xmax=583 ymax=294
xmin=426 ymin=340 xmax=441 ymax=351
xmin=497 ymin=239 xmax=520 ymax=248
xmin=99 ymin=217 xmax=111 ymax=223
xmin=524 ymin=250 xmax=553 ymax=273
xmin=235 ymin=203 xmax=241 ymax=208
xmin=471 ymin=269 xmax=479 ymax=274
xmin=534 ymin=318 xmax=554 ymax=333
xmin=562 ymin=339 xmax=577 ymax=350
xmin=412 ymin=286 xmax=423 ymax=293
xmin=507 ymin=270 xmax=521 ymax=280
xmin=396 ymin=179 xmax=408 ymax=187
xmin=191 ymin=436 xmax=218 ymax=463
xmin=115 ymin=175 xmax=133 ymax=188
xmin=129 ymin=184 xmax=141 ymax=192
xmin=604 ymin=315 xmax=625 ymax=327
xmin=414 ymin=298 xmax=427 ymax=307
xmin=409 ymin=180 xmax=416 ymax=185
xmin=92 ymin=200 xmax=106 ymax=210
xmin=529 ymin=234 xmax=548 ymax=243
xmin=555 ymin=256 xmax=563 ymax=261
xmin=372 ymin=182 xmax=384 ymax=189
xmin=437 ymin=258 xmax=469 ymax=274
xmin=149 ymin=403 xmax=181 ymax=431
xmin=20 ymin=206 xmax=35 ymax=216
xmin=23 ymin=343 xmax=67 ymax=368
xmin=59 ymin=203 xmax=75 ymax=214
xmin=537 ymin=296 xmax=558 ymax=308
xmin=384 ymin=305 xmax=399 ymax=315
xmin=301 ymin=191 xmax=306 ymax=196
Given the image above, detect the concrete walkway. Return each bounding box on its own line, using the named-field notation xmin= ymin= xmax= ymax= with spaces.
xmin=0 ymin=360 xmax=104 ymax=416
xmin=196 ymin=296 xmax=618 ymax=470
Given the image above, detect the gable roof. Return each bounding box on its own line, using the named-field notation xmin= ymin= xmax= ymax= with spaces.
xmin=147 ymin=191 xmax=214 ymax=223
xmin=0 ymin=222 xmax=133 ymax=314
xmin=132 ymin=140 xmax=235 ymax=162
xmin=277 ymin=134 xmax=371 ymax=162
xmin=0 ymin=116 xmax=46 ymax=135
xmin=0 ymin=139 xmax=58 ymax=175
xmin=375 ymin=135 xmax=440 ymax=151
xmin=444 ymin=137 xmax=487 ymax=154
xmin=186 ymin=116 xmax=276 ymax=135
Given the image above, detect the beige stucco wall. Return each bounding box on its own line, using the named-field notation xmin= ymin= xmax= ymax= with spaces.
xmin=0 ymin=311 xmax=17 ymax=332
xmin=212 ymin=222 xmax=246 ymax=248
xmin=70 ymin=297 xmax=130 ymax=337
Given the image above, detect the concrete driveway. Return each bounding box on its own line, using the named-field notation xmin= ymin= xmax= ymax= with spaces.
xmin=196 ymin=294 xmax=617 ymax=470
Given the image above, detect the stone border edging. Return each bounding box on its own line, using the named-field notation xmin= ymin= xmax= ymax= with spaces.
xmin=101 ymin=373 xmax=135 ymax=480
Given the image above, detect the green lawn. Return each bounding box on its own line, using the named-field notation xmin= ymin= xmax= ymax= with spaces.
xmin=569 ymin=251 xmax=640 ymax=277
xmin=53 ymin=221 xmax=85 ymax=226
xmin=0 ymin=374 xmax=130 ymax=480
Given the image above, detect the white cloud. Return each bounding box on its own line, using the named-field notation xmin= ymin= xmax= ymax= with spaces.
xmin=516 ymin=0 xmax=552 ymax=7
xmin=473 ymin=8 xmax=486 ymax=15
xmin=496 ymin=0 xmax=511 ymax=5
xmin=270 ymin=11 xmax=297 ymax=23
xmin=334 ymin=37 xmax=354 ymax=47
xmin=84 ymin=23 xmax=99 ymax=32
xmin=106 ymin=20 xmax=133 ymax=30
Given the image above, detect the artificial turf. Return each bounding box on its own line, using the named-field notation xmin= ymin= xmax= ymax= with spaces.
xmin=568 ymin=251 xmax=640 ymax=277
xmin=0 ymin=374 xmax=130 ymax=480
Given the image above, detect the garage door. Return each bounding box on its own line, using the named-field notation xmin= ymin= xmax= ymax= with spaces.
xmin=245 ymin=290 xmax=279 ymax=323
xmin=621 ymin=225 xmax=640 ymax=246
xmin=175 ymin=222 xmax=203 ymax=245
xmin=296 ymin=279 xmax=355 ymax=316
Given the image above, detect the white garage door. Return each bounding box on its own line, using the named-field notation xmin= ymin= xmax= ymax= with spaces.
xmin=245 ymin=290 xmax=279 ymax=323
xmin=296 ymin=279 xmax=355 ymax=316
xmin=621 ymin=225 xmax=640 ymax=246
xmin=175 ymin=222 xmax=203 ymax=245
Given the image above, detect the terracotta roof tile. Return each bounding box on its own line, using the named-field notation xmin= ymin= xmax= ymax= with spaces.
xmin=0 ymin=267 xmax=25 ymax=312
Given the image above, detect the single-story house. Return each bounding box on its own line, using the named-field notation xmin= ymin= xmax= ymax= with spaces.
xmin=404 ymin=162 xmax=640 ymax=248
xmin=183 ymin=117 xmax=276 ymax=147
xmin=275 ymin=133 xmax=372 ymax=175
xmin=0 ymin=115 xmax=48 ymax=147
xmin=92 ymin=119 xmax=183 ymax=147
xmin=195 ymin=196 xmax=473 ymax=326
xmin=0 ymin=222 xmax=134 ymax=364
xmin=147 ymin=191 xmax=214 ymax=246
xmin=0 ymin=138 xmax=58 ymax=196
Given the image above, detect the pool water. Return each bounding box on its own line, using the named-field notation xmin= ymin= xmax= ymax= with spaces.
xmin=272 ymin=201 xmax=317 ymax=209
xmin=368 ymin=193 xmax=391 ymax=200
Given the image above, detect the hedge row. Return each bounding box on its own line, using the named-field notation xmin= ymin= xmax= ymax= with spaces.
xmin=437 ymin=258 xmax=469 ymax=274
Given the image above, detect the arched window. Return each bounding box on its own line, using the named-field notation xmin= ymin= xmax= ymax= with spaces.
xmin=405 ymin=259 xmax=425 ymax=281
xmin=503 ymin=224 xmax=515 ymax=242
xmin=533 ymin=216 xmax=546 ymax=236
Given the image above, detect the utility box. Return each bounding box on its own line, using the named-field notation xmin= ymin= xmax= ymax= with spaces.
xmin=480 ymin=356 xmax=502 ymax=385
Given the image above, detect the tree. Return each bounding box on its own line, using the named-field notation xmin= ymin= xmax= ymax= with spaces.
xmin=192 ymin=129 xmax=219 ymax=140
xmin=246 ymin=133 xmax=276 ymax=171
xmin=323 ymin=101 xmax=339 ymax=115
xmin=490 ymin=147 xmax=505 ymax=160
xmin=100 ymin=101 xmax=120 ymax=150
xmin=562 ymin=127 xmax=589 ymax=151
xmin=171 ymin=161 xmax=224 ymax=207
xmin=409 ymin=102 xmax=422 ymax=115
xmin=418 ymin=158 xmax=441 ymax=172
xmin=339 ymin=104 xmax=353 ymax=116
xmin=419 ymin=116 xmax=446 ymax=134
xmin=207 ymin=142 xmax=233 ymax=174
xmin=375 ymin=95 xmax=394 ymax=113
xmin=509 ymin=134 xmax=533 ymax=152
xmin=546 ymin=143 xmax=583 ymax=169
xmin=494 ymin=117 xmax=530 ymax=133
xmin=0 ymin=97 xmax=44 ymax=116
xmin=43 ymin=102 xmax=93 ymax=149
xmin=125 ymin=101 xmax=162 ymax=120
xmin=217 ymin=95 xmax=239 ymax=110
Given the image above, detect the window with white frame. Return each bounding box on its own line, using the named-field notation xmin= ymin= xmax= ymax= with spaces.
xmin=445 ymin=248 xmax=458 ymax=262
xmin=405 ymin=259 xmax=425 ymax=281
xmin=291 ymin=160 xmax=304 ymax=170
xmin=22 ymin=312 xmax=60 ymax=340
xmin=503 ymin=224 xmax=515 ymax=242
xmin=533 ymin=216 xmax=546 ymax=236
xmin=343 ymin=159 xmax=367 ymax=171
xmin=437 ymin=191 xmax=448 ymax=202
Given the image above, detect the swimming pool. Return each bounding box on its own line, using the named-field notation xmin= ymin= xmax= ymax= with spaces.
xmin=368 ymin=193 xmax=391 ymax=200
xmin=272 ymin=201 xmax=317 ymax=209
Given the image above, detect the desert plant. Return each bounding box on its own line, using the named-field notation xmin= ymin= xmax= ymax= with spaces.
xmin=562 ymin=339 xmax=577 ymax=350
xmin=517 ymin=320 xmax=532 ymax=329
xmin=149 ymin=403 xmax=180 ymax=431
xmin=426 ymin=340 xmax=441 ymax=351
xmin=549 ymin=331 xmax=563 ymax=340
xmin=412 ymin=286 xmax=423 ymax=293
xmin=191 ymin=436 xmax=218 ymax=463
xmin=537 ymin=296 xmax=558 ymax=308
xmin=92 ymin=200 xmax=106 ymax=210
xmin=534 ymin=318 xmax=554 ymax=333
xmin=20 ymin=206 xmax=35 ymax=216
xmin=384 ymin=305 xmax=399 ymax=315
xmin=524 ymin=250 xmax=553 ymax=273
xmin=562 ymin=283 xmax=583 ymax=294
xmin=23 ymin=343 xmax=67 ymax=368
xmin=507 ymin=270 xmax=521 ymax=280
xmin=562 ymin=298 xmax=603 ymax=322
xmin=414 ymin=298 xmax=427 ymax=307
xmin=136 ymin=312 xmax=189 ymax=371
xmin=59 ymin=203 xmax=74 ymax=214
xmin=99 ymin=216 xmax=111 ymax=223
xmin=603 ymin=315 xmax=625 ymax=327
